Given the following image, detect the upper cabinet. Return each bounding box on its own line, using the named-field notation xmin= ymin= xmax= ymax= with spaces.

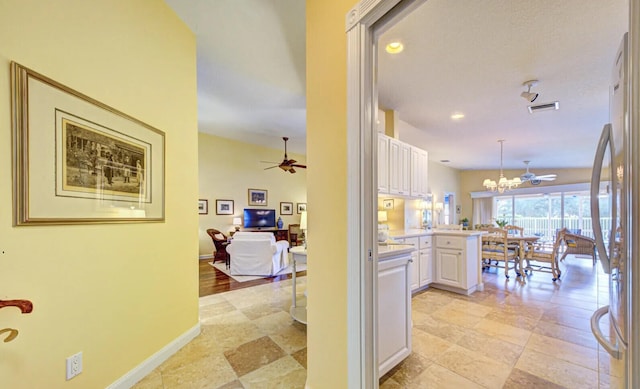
xmin=411 ymin=147 xmax=429 ymax=197
xmin=378 ymin=134 xmax=428 ymax=198
xmin=378 ymin=135 xmax=389 ymax=193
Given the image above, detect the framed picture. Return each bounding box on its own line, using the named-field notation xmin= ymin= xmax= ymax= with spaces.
xmin=10 ymin=62 xmax=165 ymax=225
xmin=248 ymin=189 xmax=268 ymax=206
xmin=280 ymin=202 xmax=293 ymax=215
xmin=297 ymin=203 xmax=307 ymax=213
xmin=383 ymin=199 xmax=394 ymax=209
xmin=216 ymin=199 xmax=234 ymax=215
xmin=198 ymin=199 xmax=208 ymax=215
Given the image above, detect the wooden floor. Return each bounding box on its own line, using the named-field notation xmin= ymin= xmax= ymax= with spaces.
xmin=199 ymin=259 xmax=307 ymax=297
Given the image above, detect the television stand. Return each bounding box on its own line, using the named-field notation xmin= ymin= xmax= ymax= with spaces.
xmin=243 ymin=228 xmax=289 ymax=242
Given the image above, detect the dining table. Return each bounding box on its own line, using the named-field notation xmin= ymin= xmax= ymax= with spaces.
xmin=506 ymin=234 xmax=541 ymax=275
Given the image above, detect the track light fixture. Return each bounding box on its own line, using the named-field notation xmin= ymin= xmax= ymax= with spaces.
xmin=520 ymin=79 xmax=539 ymax=102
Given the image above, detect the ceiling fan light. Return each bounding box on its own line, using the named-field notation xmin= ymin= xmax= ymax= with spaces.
xmin=498 ymin=176 xmax=508 ymax=186
xmin=512 ymin=177 xmax=522 ymax=185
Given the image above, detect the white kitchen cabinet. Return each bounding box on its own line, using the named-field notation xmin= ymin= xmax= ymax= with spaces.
xmin=410 ymin=147 xmax=429 ymax=197
xmin=388 ymin=137 xmax=411 ymax=196
xmin=378 ymin=252 xmax=412 ymax=377
xmin=378 ymin=135 xmax=389 ymax=193
xmin=419 ymin=235 xmax=433 ymax=286
xmin=433 ymin=234 xmax=479 ymax=295
xmin=393 ymin=235 xmax=432 ymax=292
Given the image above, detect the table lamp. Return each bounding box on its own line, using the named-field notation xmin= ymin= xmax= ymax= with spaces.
xmin=299 ymin=211 xmax=308 ymax=249
xmin=232 ymin=217 xmax=242 ymax=231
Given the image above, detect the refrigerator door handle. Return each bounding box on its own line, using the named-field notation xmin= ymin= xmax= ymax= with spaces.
xmin=590 ymin=123 xmax=613 ymax=274
xmin=590 ymin=305 xmax=623 ymax=359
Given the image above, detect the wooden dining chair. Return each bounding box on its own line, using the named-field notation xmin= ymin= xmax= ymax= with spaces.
xmin=523 ymin=228 xmax=565 ymax=281
xmin=504 ymin=225 xmax=524 ymax=236
xmin=481 ymin=227 xmax=520 ymax=278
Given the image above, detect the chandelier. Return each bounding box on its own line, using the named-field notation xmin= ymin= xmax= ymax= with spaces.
xmin=483 ymin=140 xmax=521 ymax=193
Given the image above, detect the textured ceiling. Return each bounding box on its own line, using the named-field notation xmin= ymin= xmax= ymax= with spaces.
xmin=167 ymin=0 xmax=628 ymax=170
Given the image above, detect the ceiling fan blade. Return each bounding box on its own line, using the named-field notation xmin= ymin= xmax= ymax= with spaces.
xmin=260 ymin=161 xmax=281 ymax=164
xmin=264 ymin=165 xmax=279 ymax=170
xmin=536 ymin=174 xmax=557 ymax=180
xmin=291 ymin=164 xmax=307 ymax=169
xmin=289 ymin=168 xmax=296 ymax=174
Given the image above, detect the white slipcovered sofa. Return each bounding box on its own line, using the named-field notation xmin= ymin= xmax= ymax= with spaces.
xmin=226 ymin=232 xmax=290 ymax=276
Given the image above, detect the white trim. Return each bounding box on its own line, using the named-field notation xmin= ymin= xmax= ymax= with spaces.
xmin=106 ymin=323 xmax=200 ymax=389
xmin=470 ymin=182 xmax=597 ymax=199
xmin=199 ymin=254 xmax=213 ymax=260
xmin=346 ymin=0 xmax=427 ymax=387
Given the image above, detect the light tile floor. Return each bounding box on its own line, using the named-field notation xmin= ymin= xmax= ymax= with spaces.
xmin=133 ymin=256 xmax=623 ymax=388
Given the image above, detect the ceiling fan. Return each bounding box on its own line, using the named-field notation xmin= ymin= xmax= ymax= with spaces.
xmin=520 ymin=160 xmax=557 ymax=185
xmin=261 ymin=137 xmax=306 ymax=174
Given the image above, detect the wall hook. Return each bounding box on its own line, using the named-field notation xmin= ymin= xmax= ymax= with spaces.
xmin=0 ymin=328 xmax=19 ymax=343
xmin=0 ymin=299 xmax=33 ymax=313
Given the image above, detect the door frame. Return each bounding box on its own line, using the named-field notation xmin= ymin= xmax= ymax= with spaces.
xmin=345 ymin=0 xmax=426 ymax=386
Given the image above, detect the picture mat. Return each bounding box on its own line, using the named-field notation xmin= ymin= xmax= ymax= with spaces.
xmin=22 ymin=70 xmax=164 ymax=221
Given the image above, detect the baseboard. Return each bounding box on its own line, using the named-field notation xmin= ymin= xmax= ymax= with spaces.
xmin=107 ymin=323 xmax=201 ymax=389
xmin=199 ymin=254 xmax=213 ymax=260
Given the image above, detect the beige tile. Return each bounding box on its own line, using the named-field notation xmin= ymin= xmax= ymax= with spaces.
xmin=200 ymin=309 xmax=251 ymax=326
xmin=525 ymin=333 xmax=598 ymax=370
xmin=241 ymin=301 xmax=286 ymax=321
xmin=224 ymin=336 xmax=286 ymax=377
xmin=456 ymin=329 xmax=524 ymax=367
xmin=198 ymin=321 xmax=264 ymax=352
xmin=408 ymin=363 xmax=483 ymax=389
xmin=269 ymin=321 xmax=307 ymax=354
xmin=291 ymin=347 xmax=306 ymax=369
xmin=379 ymin=376 xmax=402 ymax=388
xmin=484 ymin=309 xmax=539 ymax=331
xmin=199 ymin=293 xmax=228 ymax=307
xmin=411 ymin=328 xmax=455 ymax=361
xmin=131 ymin=369 xmax=163 ymax=389
xmin=533 ymin=320 xmax=598 ymax=349
xmin=239 ymin=355 xmax=307 ymax=388
xmin=502 ymin=367 xmax=565 ymax=388
xmin=412 ymin=310 xmax=466 ymax=344
xmin=434 ymin=344 xmax=512 ymax=388
xmin=474 ymin=318 xmax=532 ymax=347
xmin=161 ymin=352 xmax=237 ymax=389
xmin=381 ymin=352 xmax=432 ymax=386
xmin=515 ymin=348 xmax=598 ymax=388
xmin=199 ymin=299 xmax=237 ymax=319
xmin=431 ymin=305 xmax=487 ymax=329
xmin=253 ymin=311 xmax=296 ymax=336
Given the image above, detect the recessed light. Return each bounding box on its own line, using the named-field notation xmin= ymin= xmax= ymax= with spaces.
xmin=385 ymin=41 xmax=404 ymax=54
xmin=450 ymin=113 xmax=465 ymax=120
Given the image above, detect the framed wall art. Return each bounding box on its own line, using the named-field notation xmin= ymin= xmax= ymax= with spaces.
xmin=11 ymin=62 xmax=165 ymax=226
xmin=383 ymin=199 xmax=394 ymax=209
xmin=10 ymin=62 xmax=165 ymax=225
xmin=215 ymin=199 xmax=234 ymax=215
xmin=297 ymin=203 xmax=307 ymax=213
xmin=198 ymin=199 xmax=208 ymax=215
xmin=248 ymin=189 xmax=267 ymax=206
xmin=280 ymin=202 xmax=293 ymax=215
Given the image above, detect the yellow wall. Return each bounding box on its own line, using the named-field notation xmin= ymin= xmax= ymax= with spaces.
xmin=198 ymin=133 xmax=307 ymax=256
xmin=0 ymin=1 xmax=198 ymax=387
xmin=306 ymin=0 xmax=352 ymax=386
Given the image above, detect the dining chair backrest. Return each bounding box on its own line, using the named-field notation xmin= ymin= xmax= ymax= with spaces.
xmin=504 ymin=225 xmax=524 ymax=236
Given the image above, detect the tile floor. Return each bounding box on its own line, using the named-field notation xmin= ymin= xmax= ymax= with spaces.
xmin=133 ymin=256 xmax=623 ymax=388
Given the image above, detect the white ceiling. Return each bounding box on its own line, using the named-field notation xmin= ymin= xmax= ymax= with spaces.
xmin=166 ymin=0 xmax=628 ymax=170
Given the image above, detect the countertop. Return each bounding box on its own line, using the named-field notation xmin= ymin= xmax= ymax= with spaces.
xmin=378 ymin=243 xmax=415 ymax=259
xmin=388 ymin=228 xmax=486 ymax=239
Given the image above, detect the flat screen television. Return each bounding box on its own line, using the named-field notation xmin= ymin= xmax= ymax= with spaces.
xmin=243 ymin=209 xmax=276 ymax=229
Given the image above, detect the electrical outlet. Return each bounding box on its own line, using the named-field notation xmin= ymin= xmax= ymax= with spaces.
xmin=66 ymin=352 xmax=83 ymax=380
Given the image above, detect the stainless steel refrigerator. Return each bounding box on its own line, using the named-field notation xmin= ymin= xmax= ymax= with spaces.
xmin=591 ymin=30 xmax=638 ymax=388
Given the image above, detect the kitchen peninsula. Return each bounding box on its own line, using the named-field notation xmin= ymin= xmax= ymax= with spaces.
xmin=388 ymin=228 xmax=485 ymax=295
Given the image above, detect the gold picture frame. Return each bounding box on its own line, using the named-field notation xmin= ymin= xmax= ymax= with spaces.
xmin=248 ymin=189 xmax=267 ymax=206
xmin=11 ymin=62 xmax=165 ymax=225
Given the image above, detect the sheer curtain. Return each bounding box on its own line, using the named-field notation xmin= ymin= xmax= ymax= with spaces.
xmin=472 ymin=197 xmax=494 ymax=226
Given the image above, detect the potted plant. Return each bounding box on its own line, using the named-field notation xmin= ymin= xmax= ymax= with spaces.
xmin=460 ymin=217 xmax=469 ymax=229
xmin=495 ymin=219 xmax=508 ymax=228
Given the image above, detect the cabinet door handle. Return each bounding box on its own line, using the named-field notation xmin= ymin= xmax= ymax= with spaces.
xmin=408 ymin=259 xmax=414 ymax=263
